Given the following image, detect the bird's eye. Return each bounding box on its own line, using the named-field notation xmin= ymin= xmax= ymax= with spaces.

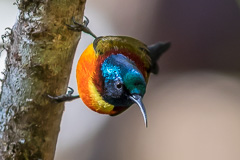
xmin=116 ymin=83 xmax=122 ymax=89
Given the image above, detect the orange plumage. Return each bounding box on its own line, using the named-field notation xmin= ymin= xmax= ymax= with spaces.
xmin=76 ymin=43 xmax=115 ymax=114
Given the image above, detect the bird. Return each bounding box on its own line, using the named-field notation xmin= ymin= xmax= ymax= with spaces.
xmin=49 ymin=17 xmax=170 ymax=127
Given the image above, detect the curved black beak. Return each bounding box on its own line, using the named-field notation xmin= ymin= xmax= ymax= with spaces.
xmin=129 ymin=94 xmax=148 ymax=127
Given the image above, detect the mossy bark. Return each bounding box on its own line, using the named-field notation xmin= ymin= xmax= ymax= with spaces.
xmin=0 ymin=0 xmax=86 ymax=159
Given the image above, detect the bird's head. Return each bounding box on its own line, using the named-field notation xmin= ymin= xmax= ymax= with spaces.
xmin=101 ymin=54 xmax=148 ymax=126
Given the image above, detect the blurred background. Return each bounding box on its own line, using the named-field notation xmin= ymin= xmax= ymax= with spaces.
xmin=1 ymin=0 xmax=240 ymax=160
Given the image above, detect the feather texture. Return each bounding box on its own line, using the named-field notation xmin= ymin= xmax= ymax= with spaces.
xmin=76 ymin=36 xmax=156 ymax=115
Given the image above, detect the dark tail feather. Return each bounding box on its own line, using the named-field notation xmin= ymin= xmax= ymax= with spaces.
xmin=148 ymin=42 xmax=171 ymax=74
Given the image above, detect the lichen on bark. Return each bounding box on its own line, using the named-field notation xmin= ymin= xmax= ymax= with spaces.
xmin=0 ymin=0 xmax=86 ymax=159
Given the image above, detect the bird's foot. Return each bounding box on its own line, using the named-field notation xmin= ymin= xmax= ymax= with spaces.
xmin=48 ymin=87 xmax=80 ymax=102
xmin=66 ymin=16 xmax=97 ymax=38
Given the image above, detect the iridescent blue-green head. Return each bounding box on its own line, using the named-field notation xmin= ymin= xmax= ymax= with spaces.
xmin=101 ymin=53 xmax=147 ymax=126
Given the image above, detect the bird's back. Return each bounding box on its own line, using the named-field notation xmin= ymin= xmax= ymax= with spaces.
xmin=93 ymin=36 xmax=152 ymax=81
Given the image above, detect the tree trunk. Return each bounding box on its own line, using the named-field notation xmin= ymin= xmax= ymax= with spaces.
xmin=0 ymin=0 xmax=86 ymax=159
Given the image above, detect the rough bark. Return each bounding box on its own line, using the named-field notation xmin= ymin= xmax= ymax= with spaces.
xmin=0 ymin=0 xmax=86 ymax=159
